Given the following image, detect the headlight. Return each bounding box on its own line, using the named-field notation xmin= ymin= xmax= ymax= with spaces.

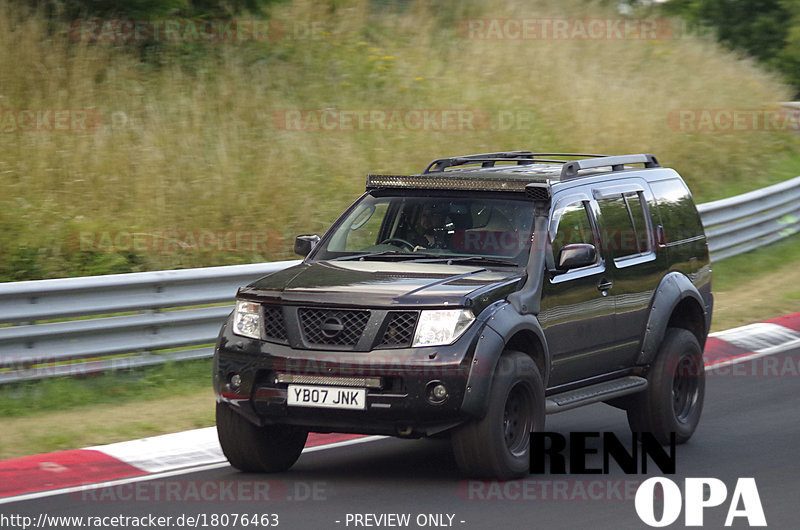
xmin=233 ymin=300 xmax=262 ymax=340
xmin=412 ymin=308 xmax=475 ymax=347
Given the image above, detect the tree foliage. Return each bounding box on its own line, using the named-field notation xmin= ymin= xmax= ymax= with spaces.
xmin=660 ymin=0 xmax=800 ymax=96
xmin=34 ymin=0 xmax=282 ymax=19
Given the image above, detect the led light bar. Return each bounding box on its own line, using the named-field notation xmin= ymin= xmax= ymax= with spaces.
xmin=366 ymin=174 xmax=540 ymax=192
xmin=276 ymin=373 xmax=383 ymax=389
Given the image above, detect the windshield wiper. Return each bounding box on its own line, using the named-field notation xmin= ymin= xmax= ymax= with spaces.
xmin=437 ymin=256 xmax=519 ymax=266
xmin=333 ymin=252 xmax=518 ymax=266
xmin=333 ymin=250 xmax=441 ymax=261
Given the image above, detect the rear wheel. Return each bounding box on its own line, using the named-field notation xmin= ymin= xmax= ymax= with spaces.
xmin=627 ymin=328 xmax=705 ymax=444
xmin=216 ymin=403 xmax=308 ymax=472
xmin=451 ymin=351 xmax=544 ymax=479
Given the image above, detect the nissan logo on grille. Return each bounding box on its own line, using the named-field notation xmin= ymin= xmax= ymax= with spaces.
xmin=320 ymin=316 xmax=345 ymax=337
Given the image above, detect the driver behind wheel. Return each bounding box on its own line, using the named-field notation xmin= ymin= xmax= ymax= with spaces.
xmin=409 ymin=203 xmax=450 ymax=250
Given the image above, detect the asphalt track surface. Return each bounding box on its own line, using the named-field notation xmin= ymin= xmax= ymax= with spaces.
xmin=6 ymin=343 xmax=799 ymax=529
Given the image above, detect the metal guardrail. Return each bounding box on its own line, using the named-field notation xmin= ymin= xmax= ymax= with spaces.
xmin=0 ymin=261 xmax=300 ymax=384
xmin=697 ymin=175 xmax=800 ymax=261
xmin=1 ymin=175 xmax=799 ymax=384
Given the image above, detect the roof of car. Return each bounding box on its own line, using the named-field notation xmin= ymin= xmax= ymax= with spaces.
xmin=366 ymin=152 xmax=662 ymax=193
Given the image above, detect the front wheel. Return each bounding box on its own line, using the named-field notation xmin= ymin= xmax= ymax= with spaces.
xmin=451 ymin=351 xmax=544 ymax=479
xmin=216 ymin=403 xmax=308 ymax=472
xmin=627 ymin=328 xmax=705 ymax=444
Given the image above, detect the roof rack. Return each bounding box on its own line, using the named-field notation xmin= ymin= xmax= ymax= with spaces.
xmin=422 ymin=151 xmax=608 ymax=174
xmin=560 ymin=154 xmax=660 ymax=180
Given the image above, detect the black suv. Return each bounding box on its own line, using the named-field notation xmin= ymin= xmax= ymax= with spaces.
xmin=213 ymin=151 xmax=713 ymax=478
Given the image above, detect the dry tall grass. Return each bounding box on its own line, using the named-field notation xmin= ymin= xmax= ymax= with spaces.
xmin=0 ymin=0 xmax=796 ymax=279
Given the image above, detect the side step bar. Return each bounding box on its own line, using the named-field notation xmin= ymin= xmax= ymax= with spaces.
xmin=545 ymin=376 xmax=647 ymax=414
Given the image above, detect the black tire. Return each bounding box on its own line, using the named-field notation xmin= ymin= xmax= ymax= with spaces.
xmin=627 ymin=328 xmax=705 ymax=445
xmin=216 ymin=403 xmax=308 ymax=472
xmin=451 ymin=351 xmax=544 ymax=479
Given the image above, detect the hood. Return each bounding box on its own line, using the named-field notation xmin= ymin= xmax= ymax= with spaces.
xmin=238 ymin=260 xmax=523 ymax=309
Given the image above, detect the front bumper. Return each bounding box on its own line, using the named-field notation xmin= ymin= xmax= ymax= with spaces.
xmin=213 ymin=317 xmax=489 ymax=437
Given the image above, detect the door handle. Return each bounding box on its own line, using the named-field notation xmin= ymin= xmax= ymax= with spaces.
xmin=597 ymin=280 xmax=613 ymax=293
xmin=656 ymin=224 xmax=667 ymax=248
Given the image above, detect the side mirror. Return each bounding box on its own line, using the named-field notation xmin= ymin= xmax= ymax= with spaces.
xmin=294 ymin=234 xmax=320 ymax=257
xmin=555 ymin=243 xmax=597 ymax=271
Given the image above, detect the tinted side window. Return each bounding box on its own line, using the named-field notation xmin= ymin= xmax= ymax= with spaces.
xmin=624 ymin=192 xmax=652 ymax=253
xmin=597 ymin=192 xmax=653 ymax=259
xmin=649 ymin=178 xmax=703 ymax=244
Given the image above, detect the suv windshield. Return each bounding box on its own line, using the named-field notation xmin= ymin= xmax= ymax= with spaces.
xmin=311 ymin=192 xmax=536 ymax=266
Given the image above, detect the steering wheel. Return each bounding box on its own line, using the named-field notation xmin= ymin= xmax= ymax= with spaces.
xmin=378 ymin=238 xmax=415 ymax=251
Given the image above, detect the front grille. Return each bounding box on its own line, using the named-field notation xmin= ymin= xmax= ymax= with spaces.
xmin=379 ymin=311 xmax=419 ymax=347
xmin=299 ymin=308 xmax=370 ymax=346
xmin=263 ymin=306 xmax=288 ymax=342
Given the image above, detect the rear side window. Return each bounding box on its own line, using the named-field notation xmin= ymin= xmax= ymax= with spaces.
xmin=623 ymin=192 xmax=652 ymax=253
xmin=649 ymin=178 xmax=704 ymax=244
xmin=597 ymin=191 xmax=653 ymax=261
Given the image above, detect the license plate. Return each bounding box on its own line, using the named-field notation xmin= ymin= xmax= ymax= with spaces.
xmin=287 ymin=385 xmax=366 ymax=410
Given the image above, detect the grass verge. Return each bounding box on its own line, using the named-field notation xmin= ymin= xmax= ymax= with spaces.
xmin=0 ymin=390 xmax=215 ymax=460
xmin=0 ymin=359 xmax=212 ymax=417
xmin=710 ymin=233 xmax=800 ymax=331
xmin=1 ymin=0 xmax=798 ymax=280
xmin=0 ymin=359 xmax=215 ymax=459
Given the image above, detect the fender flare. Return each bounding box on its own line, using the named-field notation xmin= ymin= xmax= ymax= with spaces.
xmin=637 ymin=272 xmax=709 ymax=365
xmin=459 ymin=302 xmax=550 ymax=419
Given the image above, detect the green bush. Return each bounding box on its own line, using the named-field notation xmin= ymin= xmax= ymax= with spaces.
xmin=661 ymin=0 xmax=800 ymax=97
xmin=36 ymin=0 xmax=282 ymax=19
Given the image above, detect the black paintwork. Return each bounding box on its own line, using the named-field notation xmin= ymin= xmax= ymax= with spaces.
xmin=214 ymin=159 xmax=712 ymax=438
xmin=240 ymin=260 xmax=522 ymax=310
